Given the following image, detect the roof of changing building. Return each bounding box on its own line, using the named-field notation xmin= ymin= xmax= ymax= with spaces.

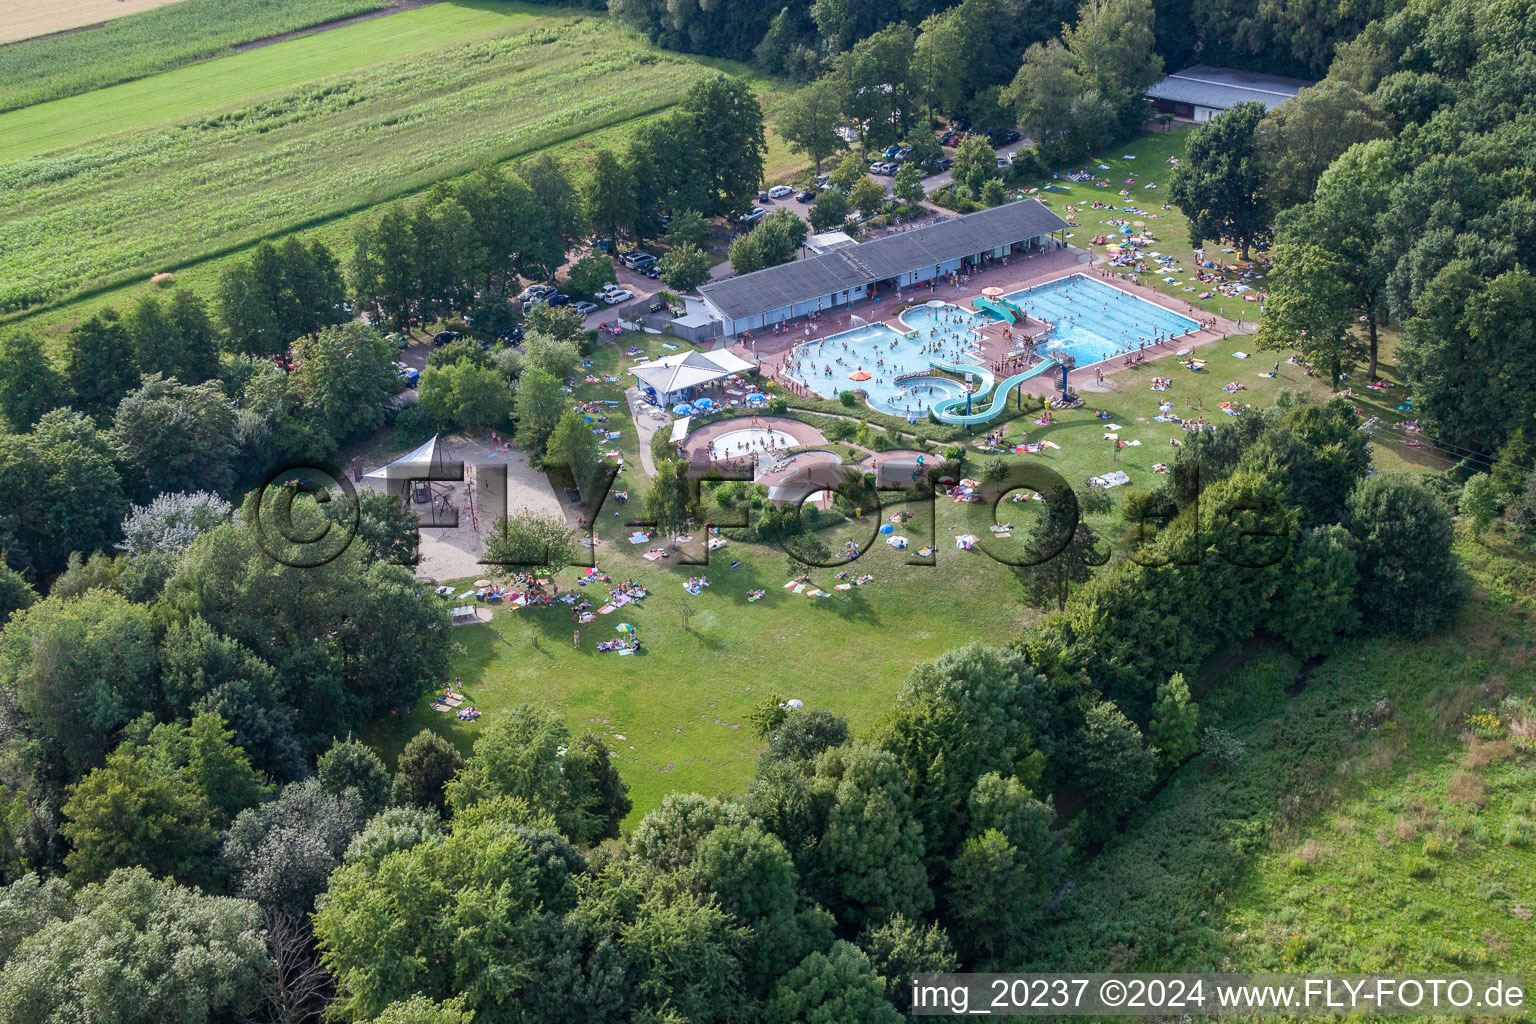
xmin=1145 ymin=65 xmax=1314 ymax=112
xmin=697 ymin=199 xmax=1069 ymax=321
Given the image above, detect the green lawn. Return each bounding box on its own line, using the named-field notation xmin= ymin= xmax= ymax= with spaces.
xmin=363 ymin=317 xmax=1446 ymax=824
xmin=1020 ymin=127 xmax=1257 ymax=319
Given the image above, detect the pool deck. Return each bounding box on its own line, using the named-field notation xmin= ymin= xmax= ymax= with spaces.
xmin=710 ymin=246 xmax=1252 ymax=405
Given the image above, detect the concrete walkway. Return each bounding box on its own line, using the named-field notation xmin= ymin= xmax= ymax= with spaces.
xmin=626 ymin=386 xmax=668 ymax=479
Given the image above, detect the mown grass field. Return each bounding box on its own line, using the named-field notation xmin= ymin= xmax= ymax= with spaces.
xmin=1020 ymin=127 xmax=1255 ymax=319
xmin=0 ymin=10 xmax=717 ymax=315
xmin=0 ymin=0 xmax=393 ymax=107
xmin=1029 ymin=538 xmax=1536 ymax=976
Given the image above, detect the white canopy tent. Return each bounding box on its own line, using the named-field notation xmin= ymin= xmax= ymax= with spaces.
xmin=364 ymin=433 xmax=445 ymax=482
xmin=630 ymin=348 xmax=756 ymax=405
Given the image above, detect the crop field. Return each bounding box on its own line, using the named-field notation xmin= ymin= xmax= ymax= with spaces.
xmin=0 ymin=15 xmax=715 ymax=314
xmin=0 ymin=0 xmax=395 ymax=110
xmin=0 ymin=0 xmax=188 ymax=45
xmin=0 ymin=3 xmax=547 ymax=159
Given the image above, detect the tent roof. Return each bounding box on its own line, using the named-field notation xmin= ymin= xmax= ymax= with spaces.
xmin=365 ymin=433 xmax=442 ymax=480
xmin=630 ymin=348 xmax=754 ymax=395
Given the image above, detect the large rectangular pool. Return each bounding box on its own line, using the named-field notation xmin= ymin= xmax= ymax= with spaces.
xmin=1001 ymin=274 xmax=1199 ymax=366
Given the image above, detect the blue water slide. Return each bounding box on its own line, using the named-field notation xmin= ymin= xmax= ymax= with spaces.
xmin=929 ymin=358 xmax=1060 ymax=425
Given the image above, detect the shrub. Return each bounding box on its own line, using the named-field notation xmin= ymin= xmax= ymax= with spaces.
xmin=1200 ymin=728 xmax=1246 ymax=770
xmin=839 ymin=391 xmax=858 ymax=408
xmin=1502 ymin=816 xmax=1533 ymax=847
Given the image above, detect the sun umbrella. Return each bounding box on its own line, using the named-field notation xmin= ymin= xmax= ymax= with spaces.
xmin=981 ymin=286 xmax=1004 ymax=297
xmin=849 ymin=371 xmax=872 ymax=381
xmin=879 ymin=523 xmax=894 ymax=534
xmin=1175 ymin=348 xmax=1191 ymax=356
xmin=692 ymin=397 xmax=715 ymax=410
xmin=672 ymin=403 xmax=693 ymax=415
xmin=745 ymin=392 xmax=768 ymax=404
xmin=786 ymin=698 xmax=804 ymax=708
xmin=616 ymin=623 xmax=634 ymax=633
xmin=1133 ymin=220 xmax=1145 ymax=227
xmin=474 ymin=579 xmax=492 ymax=588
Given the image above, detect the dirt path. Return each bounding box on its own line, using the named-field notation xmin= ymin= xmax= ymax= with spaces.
xmin=231 ymin=0 xmax=437 ymax=52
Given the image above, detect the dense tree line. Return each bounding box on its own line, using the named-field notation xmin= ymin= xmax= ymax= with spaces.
xmin=611 ymin=0 xmax=1367 ymax=80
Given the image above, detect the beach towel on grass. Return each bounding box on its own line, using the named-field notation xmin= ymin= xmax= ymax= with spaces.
xmin=629 ymin=532 xmax=650 ymax=544
xmin=834 ymin=583 xmax=853 ymax=591
xmin=597 ymin=604 xmax=616 ymax=614
xmin=1090 ymin=470 xmax=1132 ymax=488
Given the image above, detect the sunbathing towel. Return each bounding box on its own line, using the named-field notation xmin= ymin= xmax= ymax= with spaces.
xmin=834 ymin=583 xmax=853 ymax=591
xmin=628 ymin=531 xmax=650 ymax=544
xmin=730 ymin=560 xmax=743 ymax=569
xmin=597 ymin=604 xmax=616 ymax=614
xmin=641 ymin=552 xmax=660 ymax=561
xmin=783 ymin=581 xmax=799 ymax=590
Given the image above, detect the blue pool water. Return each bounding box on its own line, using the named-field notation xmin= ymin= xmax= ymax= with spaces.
xmin=782 ymin=277 xmax=1198 ymax=417
xmin=866 ymin=375 xmax=966 ymax=416
xmin=781 ymin=302 xmax=985 ymax=412
xmin=1001 ymin=274 xmax=1199 ymax=366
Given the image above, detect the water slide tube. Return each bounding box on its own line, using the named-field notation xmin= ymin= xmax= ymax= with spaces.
xmin=929 ymin=357 xmax=1060 ymax=425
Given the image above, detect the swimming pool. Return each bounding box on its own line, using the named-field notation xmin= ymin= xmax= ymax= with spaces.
xmin=866 ymin=375 xmax=967 ymax=416
xmin=709 ymin=427 xmax=799 ymax=465
xmin=782 ymin=302 xmax=984 ymax=411
xmin=1001 ymin=274 xmax=1199 ymax=366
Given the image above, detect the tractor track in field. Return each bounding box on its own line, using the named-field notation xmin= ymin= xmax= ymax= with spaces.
xmin=230 ymin=0 xmax=439 ymax=51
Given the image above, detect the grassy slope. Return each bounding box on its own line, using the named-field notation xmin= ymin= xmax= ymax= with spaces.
xmin=1017 ymin=127 xmax=1254 ymax=320
xmin=1028 ymin=538 xmax=1536 ymax=977
xmin=0 ymin=0 xmax=394 ymax=112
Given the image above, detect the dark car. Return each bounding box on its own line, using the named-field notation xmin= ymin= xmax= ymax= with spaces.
xmin=547 ymin=293 xmax=571 ymax=308
xmin=432 ymin=330 xmax=462 ymax=346
xmin=1004 ymin=128 xmax=1022 ymax=143
xmin=500 ymin=326 xmax=524 ymax=343
xmin=939 ymin=131 xmax=959 ymax=146
xmin=758 ymin=191 xmax=770 ymax=203
xmin=796 ymin=189 xmax=815 ymax=202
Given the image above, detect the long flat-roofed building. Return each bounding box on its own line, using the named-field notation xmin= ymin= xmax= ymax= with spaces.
xmin=696 ymin=199 xmax=1070 ymax=336
xmin=1145 ymin=65 xmax=1314 ymax=122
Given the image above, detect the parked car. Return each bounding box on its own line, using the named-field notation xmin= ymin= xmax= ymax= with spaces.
xmin=880 ymin=162 xmax=899 ymax=175
xmin=572 ymin=301 xmax=599 ymax=316
xmin=621 ymin=251 xmax=655 ymax=269
xmin=640 ymin=264 xmax=661 ymax=279
xmin=939 ymin=131 xmax=960 ymax=146
xmin=896 ymin=145 xmax=912 ymax=160
xmin=629 ymin=255 xmax=658 ymax=273
xmin=796 ymin=189 xmax=815 ymax=202
xmin=546 ymin=293 xmax=571 ymax=308
xmin=598 ymin=285 xmax=634 ymax=303
xmin=500 ymin=326 xmax=523 ymax=343
xmin=768 ymin=184 xmax=794 ymax=198
xmin=814 ymin=174 xmax=830 ymax=188
xmin=758 ymin=190 xmax=770 ymax=203
xmin=997 ymin=156 xmax=1010 ymax=168
xmin=1004 ymin=128 xmax=1022 ymax=143
xmin=431 ymin=330 xmax=462 ymax=346
xmin=882 ymin=144 xmax=902 ymax=159
xmin=518 ymin=283 xmax=555 ymax=302
xmin=394 ymin=362 xmax=420 ymax=388
xmin=739 ymin=207 xmax=766 ymax=225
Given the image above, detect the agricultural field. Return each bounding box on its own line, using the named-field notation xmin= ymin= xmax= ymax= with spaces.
xmin=0 ymin=11 xmax=716 ymax=315
xmin=0 ymin=0 xmax=394 ymax=108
